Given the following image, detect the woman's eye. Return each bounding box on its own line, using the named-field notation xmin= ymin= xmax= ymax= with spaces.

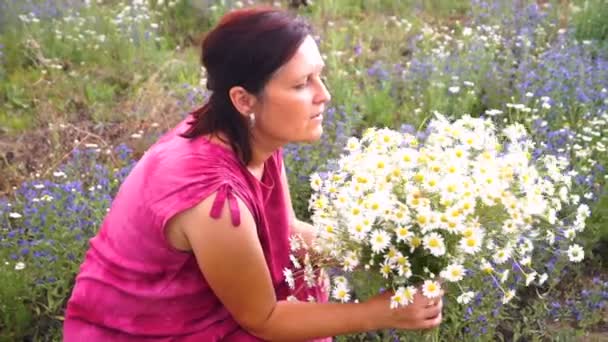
xmin=295 ymin=77 xmax=311 ymax=89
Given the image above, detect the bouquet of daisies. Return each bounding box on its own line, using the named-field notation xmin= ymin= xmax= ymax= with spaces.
xmin=284 ymin=114 xmax=590 ymax=309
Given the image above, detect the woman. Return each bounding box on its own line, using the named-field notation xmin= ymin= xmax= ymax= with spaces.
xmin=63 ymin=7 xmax=443 ymax=341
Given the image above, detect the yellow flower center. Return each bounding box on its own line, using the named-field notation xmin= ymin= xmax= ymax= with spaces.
xmin=410 ymin=237 xmax=421 ymax=248
xmin=417 ymin=215 xmax=427 ymax=225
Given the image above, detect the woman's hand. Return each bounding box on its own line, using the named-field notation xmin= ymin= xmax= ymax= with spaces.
xmin=364 ymin=289 xmax=443 ymax=331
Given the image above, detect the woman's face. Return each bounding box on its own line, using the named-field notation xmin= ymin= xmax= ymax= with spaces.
xmin=252 ymin=35 xmax=331 ymax=145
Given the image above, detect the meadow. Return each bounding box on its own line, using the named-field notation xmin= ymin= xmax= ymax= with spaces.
xmin=0 ymin=0 xmax=607 ymax=340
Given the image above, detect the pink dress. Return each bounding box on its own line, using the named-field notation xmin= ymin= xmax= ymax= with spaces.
xmin=63 ymin=118 xmax=331 ymax=341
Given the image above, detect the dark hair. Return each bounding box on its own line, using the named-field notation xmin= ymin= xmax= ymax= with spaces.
xmin=181 ymin=7 xmax=312 ymax=164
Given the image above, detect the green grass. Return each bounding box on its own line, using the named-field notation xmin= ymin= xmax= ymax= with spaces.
xmin=573 ymin=0 xmax=608 ymax=42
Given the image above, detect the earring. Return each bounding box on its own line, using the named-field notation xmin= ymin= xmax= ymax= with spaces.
xmin=248 ymin=113 xmax=255 ymax=129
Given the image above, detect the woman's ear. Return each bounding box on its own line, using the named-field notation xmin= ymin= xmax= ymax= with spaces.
xmin=228 ymin=86 xmax=257 ymax=117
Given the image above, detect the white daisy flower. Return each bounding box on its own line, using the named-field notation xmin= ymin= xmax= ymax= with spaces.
xmin=502 ymin=289 xmax=515 ymax=304
xmin=283 ymin=269 xmax=295 ymax=289
xmin=370 ymin=230 xmax=391 ymax=253
xmin=394 ymin=225 xmax=413 ymax=242
xmin=485 ymin=109 xmax=503 ymax=116
xmin=525 ymin=271 xmax=537 ymax=286
xmin=500 ymin=269 xmax=510 ymax=283
xmin=493 ymin=247 xmax=512 ymax=264
xmin=546 ymin=231 xmax=556 ymax=245
xmin=423 ymin=232 xmax=446 ymax=256
xmin=567 ymin=244 xmax=584 ymax=263
xmin=14 ymin=262 xmax=26 ymax=271
xmin=380 ymin=260 xmax=393 ymax=279
xmin=289 ymin=235 xmax=303 ymax=251
xmin=564 ymin=228 xmax=576 ymax=240
xmin=8 ymin=212 xmax=22 ymax=219
xmin=402 ymin=286 xmax=418 ymax=304
xmin=421 ymin=280 xmax=442 ymax=298
xmin=390 ymin=288 xmax=406 ymax=309
xmin=538 ymin=273 xmax=548 ymax=285
xmin=310 ymin=173 xmax=323 ymax=191
xmin=289 ymin=255 xmax=301 ymax=269
xmin=332 ymin=283 xmax=351 ymax=303
xmin=342 ymin=251 xmax=359 ymax=272
xmin=460 ymin=234 xmax=482 ymax=254
xmin=304 ymin=263 xmax=316 ymax=288
xmin=333 ymin=276 xmax=348 ymax=286
xmin=345 ymin=137 xmax=360 ymax=152
xmin=448 ymin=86 xmax=460 ymax=94
xmin=480 ymin=259 xmax=494 ymax=274
xmin=391 ymin=286 xmax=417 ymax=308
xmin=456 ymin=291 xmax=475 ymax=304
xmin=440 ymin=263 xmax=465 ymax=282
xmin=53 ymin=171 xmax=67 ymax=178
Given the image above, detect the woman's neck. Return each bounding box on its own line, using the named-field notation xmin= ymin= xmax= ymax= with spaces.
xmin=206 ymin=132 xmax=282 ymax=181
xmin=247 ymin=132 xmax=283 ymax=178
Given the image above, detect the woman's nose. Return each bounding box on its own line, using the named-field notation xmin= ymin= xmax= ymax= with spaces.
xmin=316 ymin=79 xmax=331 ymax=104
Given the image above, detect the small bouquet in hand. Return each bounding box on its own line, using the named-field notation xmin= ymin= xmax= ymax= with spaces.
xmin=284 ymin=114 xmax=589 ymax=308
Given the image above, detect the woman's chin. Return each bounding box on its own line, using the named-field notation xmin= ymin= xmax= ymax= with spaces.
xmin=305 ymin=127 xmax=324 ymax=143
xmin=287 ymin=127 xmax=324 ymax=144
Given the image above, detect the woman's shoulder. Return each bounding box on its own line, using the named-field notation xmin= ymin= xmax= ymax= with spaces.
xmin=145 ymin=126 xmax=239 ymax=176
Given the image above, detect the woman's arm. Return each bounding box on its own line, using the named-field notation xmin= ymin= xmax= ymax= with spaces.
xmin=174 ymin=192 xmax=382 ymax=341
xmin=173 ymin=168 xmax=443 ymax=340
